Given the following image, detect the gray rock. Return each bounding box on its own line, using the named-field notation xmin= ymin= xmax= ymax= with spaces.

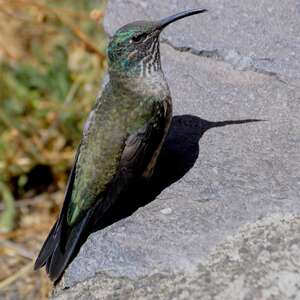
xmin=54 ymin=215 xmax=300 ymax=300
xmin=53 ymin=0 xmax=300 ymax=299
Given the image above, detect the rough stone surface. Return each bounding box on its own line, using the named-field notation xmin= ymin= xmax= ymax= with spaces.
xmin=54 ymin=215 xmax=300 ymax=299
xmin=53 ymin=1 xmax=300 ymax=299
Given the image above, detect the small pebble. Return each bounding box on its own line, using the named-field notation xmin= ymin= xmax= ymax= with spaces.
xmin=160 ymin=207 xmax=172 ymax=215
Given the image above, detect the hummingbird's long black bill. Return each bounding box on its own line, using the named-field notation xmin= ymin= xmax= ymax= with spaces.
xmin=158 ymin=9 xmax=207 ymax=30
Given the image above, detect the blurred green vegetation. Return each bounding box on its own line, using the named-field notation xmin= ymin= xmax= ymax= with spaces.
xmin=0 ymin=0 xmax=107 ymax=232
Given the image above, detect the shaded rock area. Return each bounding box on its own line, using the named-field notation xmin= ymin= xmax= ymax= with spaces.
xmin=54 ymin=0 xmax=300 ymax=299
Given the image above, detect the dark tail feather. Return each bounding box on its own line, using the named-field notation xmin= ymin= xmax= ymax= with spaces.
xmin=45 ymin=209 xmax=93 ymax=282
xmin=34 ymin=220 xmax=60 ymax=270
xmin=34 ymin=146 xmax=83 ymax=279
xmin=34 ymin=188 xmax=117 ymax=282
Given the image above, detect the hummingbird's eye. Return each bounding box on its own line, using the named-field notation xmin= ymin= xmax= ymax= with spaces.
xmin=131 ymin=33 xmax=147 ymax=43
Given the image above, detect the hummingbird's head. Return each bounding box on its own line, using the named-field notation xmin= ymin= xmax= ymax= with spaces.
xmin=107 ymin=9 xmax=207 ymax=78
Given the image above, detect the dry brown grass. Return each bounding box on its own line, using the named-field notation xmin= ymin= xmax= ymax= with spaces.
xmin=0 ymin=192 xmax=62 ymax=299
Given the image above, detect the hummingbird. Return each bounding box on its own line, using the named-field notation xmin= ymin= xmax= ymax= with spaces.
xmin=34 ymin=9 xmax=207 ymax=282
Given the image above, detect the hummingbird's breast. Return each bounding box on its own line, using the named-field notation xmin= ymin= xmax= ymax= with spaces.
xmin=122 ymin=71 xmax=170 ymax=101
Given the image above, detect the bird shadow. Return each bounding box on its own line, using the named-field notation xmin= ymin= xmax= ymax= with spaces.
xmin=92 ymin=114 xmax=262 ymax=232
xmin=60 ymin=114 xmax=262 ymax=283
